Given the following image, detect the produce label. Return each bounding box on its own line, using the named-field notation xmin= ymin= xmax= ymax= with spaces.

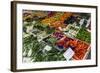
xmin=63 ymin=47 xmax=75 ymax=60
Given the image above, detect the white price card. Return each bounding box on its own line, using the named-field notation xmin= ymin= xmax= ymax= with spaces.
xmin=63 ymin=47 xmax=75 ymax=60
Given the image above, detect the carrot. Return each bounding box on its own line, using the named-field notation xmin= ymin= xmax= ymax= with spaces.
xmin=73 ymin=55 xmax=80 ymax=60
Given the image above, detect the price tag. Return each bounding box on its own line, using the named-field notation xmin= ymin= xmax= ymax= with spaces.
xmin=44 ymin=45 xmax=52 ymax=51
xmin=63 ymin=47 xmax=75 ymax=60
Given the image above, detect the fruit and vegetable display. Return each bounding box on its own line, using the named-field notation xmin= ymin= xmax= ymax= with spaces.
xmin=22 ymin=10 xmax=91 ymax=62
